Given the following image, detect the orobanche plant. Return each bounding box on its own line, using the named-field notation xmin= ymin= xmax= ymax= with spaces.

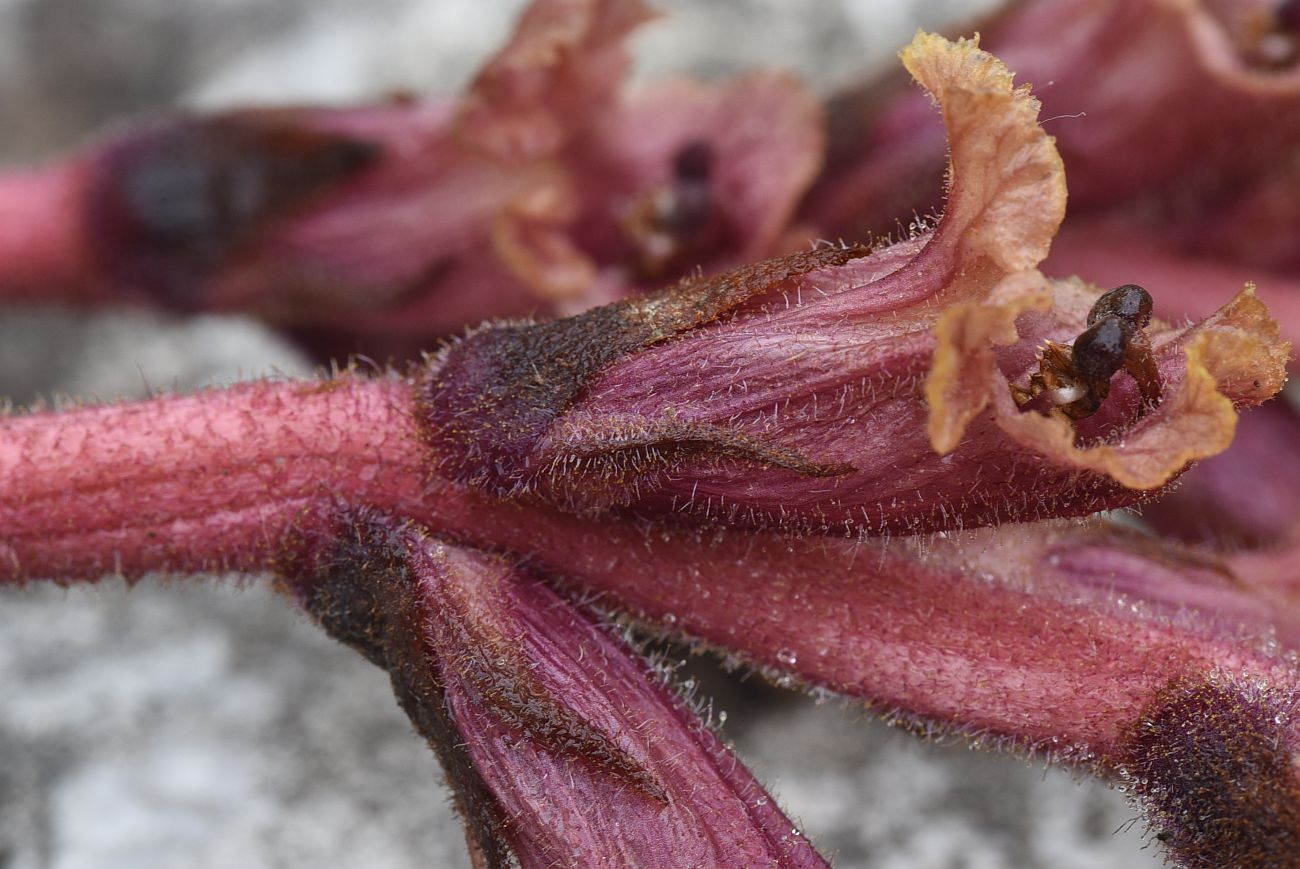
xmin=3 ymin=1 xmax=1300 ymax=866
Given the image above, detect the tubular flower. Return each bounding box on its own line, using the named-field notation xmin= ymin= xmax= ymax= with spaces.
xmin=423 ymin=32 xmax=1288 ymax=535
xmin=0 ymin=0 xmax=821 ymax=358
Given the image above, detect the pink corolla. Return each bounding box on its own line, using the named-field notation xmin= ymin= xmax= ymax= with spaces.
xmin=3 ymin=11 xmax=1300 ymax=869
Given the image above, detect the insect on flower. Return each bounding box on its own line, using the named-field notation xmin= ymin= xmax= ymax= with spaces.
xmin=1014 ymin=283 xmax=1161 ymax=419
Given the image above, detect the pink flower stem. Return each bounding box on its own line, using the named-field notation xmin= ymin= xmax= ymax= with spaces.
xmin=0 ymin=375 xmax=429 ymax=582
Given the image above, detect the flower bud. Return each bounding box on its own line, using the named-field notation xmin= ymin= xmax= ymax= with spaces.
xmin=283 ymin=511 xmax=828 ymax=867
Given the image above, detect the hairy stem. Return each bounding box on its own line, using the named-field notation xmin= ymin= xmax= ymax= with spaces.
xmin=0 ymin=375 xmax=427 ymax=581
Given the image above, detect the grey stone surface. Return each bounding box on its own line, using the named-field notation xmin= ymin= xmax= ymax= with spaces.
xmin=0 ymin=2 xmax=1164 ymax=866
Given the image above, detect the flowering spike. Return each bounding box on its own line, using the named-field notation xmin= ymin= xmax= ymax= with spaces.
xmin=3 ymin=360 xmax=1300 ymax=867
xmin=6 ymin=8 xmax=1300 ymax=867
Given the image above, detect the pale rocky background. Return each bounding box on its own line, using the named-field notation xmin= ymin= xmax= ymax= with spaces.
xmin=0 ymin=1 xmax=1163 ymax=867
